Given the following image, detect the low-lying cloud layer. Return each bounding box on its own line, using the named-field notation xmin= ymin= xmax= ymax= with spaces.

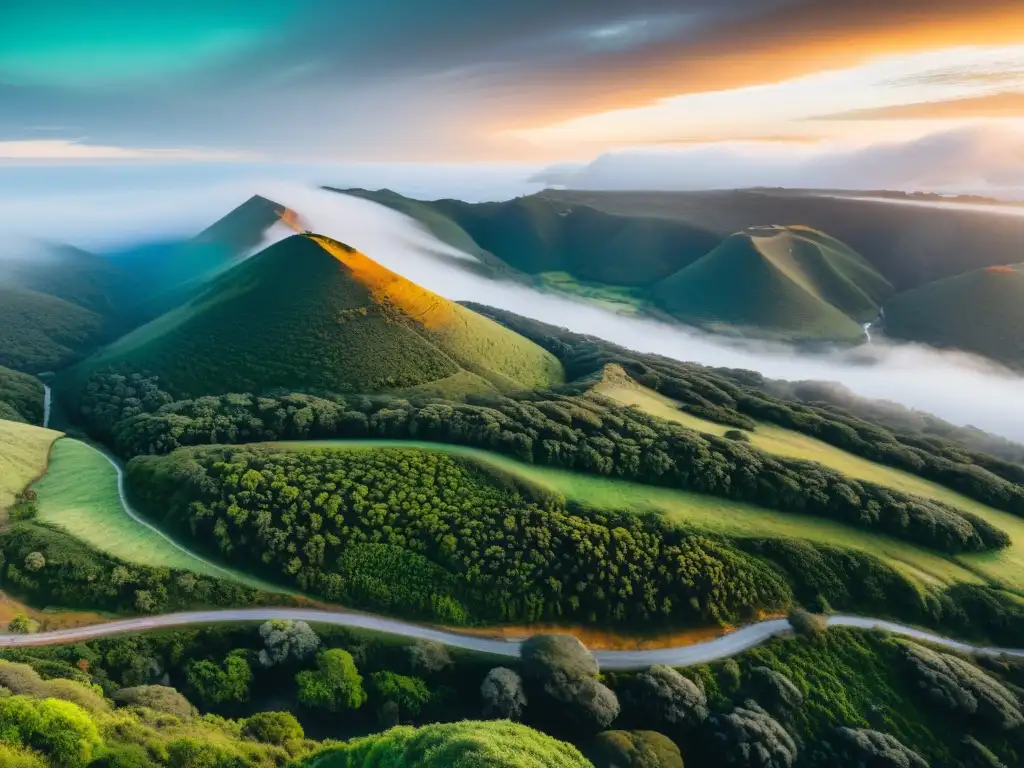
xmin=3 ymin=173 xmax=1024 ymax=442
xmin=534 ymin=126 xmax=1024 ymax=193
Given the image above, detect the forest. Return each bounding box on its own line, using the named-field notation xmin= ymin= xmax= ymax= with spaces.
xmin=82 ymin=372 xmax=1008 ymax=557
xmin=2 ymin=619 xmax=1021 ymax=767
xmin=120 ymin=443 xmax=1024 ymax=645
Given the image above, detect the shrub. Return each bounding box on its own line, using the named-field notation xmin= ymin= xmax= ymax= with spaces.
xmin=788 ymin=608 xmax=828 ymax=639
xmin=241 ymin=711 xmax=305 ymax=745
xmin=481 ymin=667 xmax=528 ymax=721
xmin=257 ymin=619 xmax=320 ymax=668
xmin=707 ymin=701 xmax=798 ymax=767
xmin=296 ymin=649 xmax=367 ymax=713
xmin=112 ymin=685 xmax=195 ymax=720
xmin=626 ymin=664 xmax=708 ymax=732
xmin=591 ymin=730 xmax=684 ymax=768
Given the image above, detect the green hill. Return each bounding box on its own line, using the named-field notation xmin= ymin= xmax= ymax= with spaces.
xmin=66 ymin=233 xmax=563 ymax=399
xmin=0 ymin=241 xmax=128 ymax=319
xmin=650 ymin=226 xmax=892 ymax=342
xmin=109 ymin=194 xmax=299 ymax=321
xmin=0 ymin=365 xmax=44 ymax=424
xmin=0 ymin=286 xmax=107 ymax=372
xmin=884 ymin=263 xmax=1024 ymax=370
xmin=341 ymin=188 xmax=719 ymax=286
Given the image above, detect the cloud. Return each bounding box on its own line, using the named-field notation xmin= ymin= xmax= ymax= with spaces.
xmin=534 ymin=126 xmax=1024 ymax=191
xmin=0 ymin=139 xmax=257 ymax=162
xmin=3 ymin=1 xmax=1024 ymax=159
xmin=809 ymin=91 xmax=1024 ymax=121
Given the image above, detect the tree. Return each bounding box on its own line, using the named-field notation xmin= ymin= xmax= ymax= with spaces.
xmin=185 ymin=651 xmax=251 ymax=707
xmin=788 ymin=608 xmax=828 ymax=640
xmin=370 ymin=671 xmax=431 ymax=722
xmin=296 ymin=649 xmax=367 ymax=712
xmin=407 ymin=639 xmax=453 ymax=675
xmin=7 ymin=614 xmax=34 ymax=634
xmin=257 ymin=619 xmax=320 ymax=668
xmin=749 ymin=667 xmax=804 ymax=718
xmin=627 ymin=665 xmax=708 ymax=732
xmin=591 ymin=730 xmax=684 ymax=768
xmin=23 ymin=552 xmax=45 ymax=571
xmin=521 ymin=635 xmax=599 ymax=686
xmin=813 ymin=727 xmax=929 ymax=768
xmin=481 ymin=667 xmax=528 ymax=721
xmin=241 ymin=711 xmax=305 ymax=745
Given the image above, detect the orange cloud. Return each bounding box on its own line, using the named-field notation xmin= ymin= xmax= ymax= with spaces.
xmin=501 ymin=0 xmax=1024 ymax=130
xmin=809 ymin=92 xmax=1024 ymax=121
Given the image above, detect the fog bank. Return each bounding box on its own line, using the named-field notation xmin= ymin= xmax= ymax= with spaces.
xmin=2 ymin=175 xmax=1023 ymax=443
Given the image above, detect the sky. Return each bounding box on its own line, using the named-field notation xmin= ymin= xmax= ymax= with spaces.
xmin=1 ymin=0 xmax=1024 ymax=167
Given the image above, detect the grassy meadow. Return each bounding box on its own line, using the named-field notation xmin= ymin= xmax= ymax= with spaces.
xmin=592 ymin=375 xmax=1024 ymax=588
xmin=0 ymin=419 xmax=61 ymax=510
xmin=32 ymin=437 xmax=275 ymax=588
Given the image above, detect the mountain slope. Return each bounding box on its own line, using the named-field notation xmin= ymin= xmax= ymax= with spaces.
xmin=651 ymin=226 xmax=891 ymax=341
xmin=108 ymin=194 xmax=300 ymax=321
xmin=884 ymin=263 xmax=1024 ymax=370
xmin=0 ymin=241 xmax=128 ymax=318
xmin=66 ymin=234 xmax=563 ymax=398
xmin=342 ymin=188 xmax=719 ymax=286
xmin=0 ymin=364 xmax=44 ymax=424
xmin=0 ymin=286 xmax=107 ymax=372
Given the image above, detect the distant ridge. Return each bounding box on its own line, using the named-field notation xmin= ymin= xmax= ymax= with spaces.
xmin=651 ymin=225 xmax=892 ymax=342
xmin=66 ymin=233 xmax=563 ymax=399
xmin=884 ymin=262 xmax=1024 ymax=370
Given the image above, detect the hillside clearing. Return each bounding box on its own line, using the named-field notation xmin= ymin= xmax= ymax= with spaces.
xmin=286 ymin=439 xmax=981 ymax=588
xmin=592 ymin=375 xmax=1024 ymax=588
xmin=0 ymin=419 xmax=61 ymax=510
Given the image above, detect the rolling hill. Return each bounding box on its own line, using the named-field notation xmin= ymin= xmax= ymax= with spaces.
xmin=65 ymin=233 xmax=563 ymax=399
xmin=340 ymin=188 xmax=719 ymax=286
xmin=539 ymin=188 xmax=1024 ymax=291
xmin=0 ymin=364 xmax=44 ymax=424
xmin=108 ymin=194 xmax=300 ymax=321
xmin=883 ymin=263 xmax=1024 ymax=370
xmin=650 ymin=226 xmax=892 ymax=342
xmin=0 ymin=286 xmax=108 ymax=372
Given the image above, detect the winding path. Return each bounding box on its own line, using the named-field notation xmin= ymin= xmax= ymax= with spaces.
xmin=42 ymin=383 xmax=51 ymax=429
xmin=0 ymin=610 xmax=1020 ymax=670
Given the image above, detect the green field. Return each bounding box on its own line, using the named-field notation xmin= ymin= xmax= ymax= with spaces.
xmin=287 ymin=439 xmax=982 ymax=588
xmin=537 ymin=271 xmax=646 ymax=315
xmin=31 ymin=437 xmax=277 ymax=589
xmin=592 ymin=375 xmax=1024 ymax=588
xmin=0 ymin=419 xmax=61 ymax=510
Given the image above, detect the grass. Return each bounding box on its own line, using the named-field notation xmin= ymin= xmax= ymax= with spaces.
xmin=31 ymin=437 xmax=276 ymax=589
xmin=536 ymin=271 xmax=646 ymax=315
xmin=285 ymin=439 xmax=981 ymax=588
xmin=0 ymin=419 xmax=61 ymax=510
xmin=592 ymin=375 xmax=1024 ymax=589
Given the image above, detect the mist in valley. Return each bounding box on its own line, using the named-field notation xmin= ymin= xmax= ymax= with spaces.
xmin=2 ymin=173 xmax=1023 ymax=442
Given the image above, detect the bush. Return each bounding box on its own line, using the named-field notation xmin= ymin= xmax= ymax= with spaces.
xmin=707 ymin=701 xmax=798 ymax=767
xmin=625 ymin=664 xmax=708 ymax=732
xmin=112 ymin=685 xmax=195 ymax=720
xmin=0 ymin=696 xmax=103 ymax=768
xmin=184 ymin=651 xmax=251 ymax=708
xmin=788 ymin=608 xmax=827 ymax=639
xmin=296 ymin=649 xmax=367 ymax=713
xmin=7 ymin=614 xmax=35 ymax=634
xmin=817 ymin=727 xmax=929 ymax=768
xmin=481 ymin=667 xmax=528 ymax=721
xmin=591 ymin=730 xmax=684 ymax=768
xmin=406 ymin=640 xmax=453 ymax=675
xmin=300 ymin=720 xmax=592 ymax=767
xmin=900 ymin=642 xmax=1023 ymax=729
xmin=370 ymin=671 xmax=431 ymax=722
xmin=241 ymin=711 xmax=305 ymax=745
xmin=724 ymin=429 xmax=751 ymax=443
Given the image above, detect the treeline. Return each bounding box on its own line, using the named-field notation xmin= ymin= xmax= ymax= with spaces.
xmin=126 ymin=445 xmax=793 ymax=626
xmin=466 ymin=303 xmax=1024 ymax=517
xmin=0 ymin=522 xmax=288 ymax=615
xmin=85 ymin=372 xmax=1008 ymax=556
xmin=0 ymin=364 xmax=44 ymax=425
